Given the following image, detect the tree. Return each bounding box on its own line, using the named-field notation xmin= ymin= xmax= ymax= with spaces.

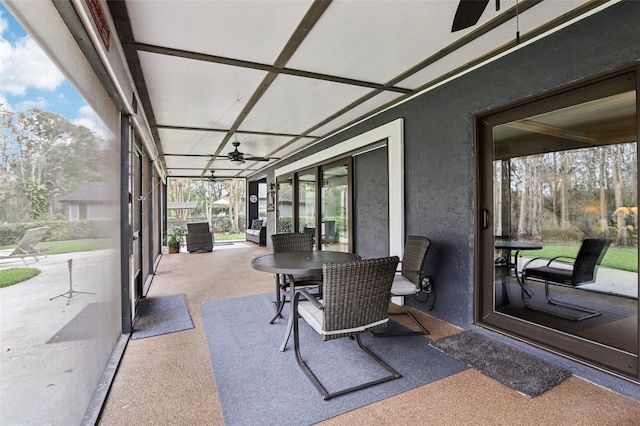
xmin=226 ymin=179 xmax=245 ymax=233
xmin=613 ymin=144 xmax=630 ymax=246
xmin=1 ymin=108 xmax=107 ymax=222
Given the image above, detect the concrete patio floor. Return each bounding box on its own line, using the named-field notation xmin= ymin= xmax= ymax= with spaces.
xmin=2 ymin=243 xmax=640 ymax=424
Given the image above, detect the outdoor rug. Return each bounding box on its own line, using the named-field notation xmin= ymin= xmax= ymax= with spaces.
xmin=200 ymin=293 xmax=469 ymax=426
xmin=430 ymin=330 xmax=571 ymax=397
xmin=131 ymin=294 xmax=194 ymax=340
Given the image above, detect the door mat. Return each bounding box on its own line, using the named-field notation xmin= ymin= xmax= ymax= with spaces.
xmin=430 ymin=330 xmax=571 ymax=397
xmin=131 ymin=294 xmax=194 ymax=340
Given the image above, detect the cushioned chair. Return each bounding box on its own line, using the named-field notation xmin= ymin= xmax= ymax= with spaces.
xmin=521 ymin=238 xmax=611 ymax=321
xmin=186 ymin=222 xmax=214 ymax=252
xmin=269 ymin=233 xmax=323 ymax=324
xmin=293 ymin=256 xmax=401 ymax=400
xmin=246 ymin=218 xmax=266 ymax=245
xmin=373 ymin=236 xmax=432 ymax=337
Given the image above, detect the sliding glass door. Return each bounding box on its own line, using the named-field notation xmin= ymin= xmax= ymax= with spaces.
xmin=276 ymin=176 xmax=293 ymax=233
xmin=478 ymin=71 xmax=639 ymax=379
xmin=321 ymin=161 xmax=351 ymax=252
xmin=297 ymin=169 xmax=317 ymax=245
xmin=276 ymin=158 xmax=354 ymax=252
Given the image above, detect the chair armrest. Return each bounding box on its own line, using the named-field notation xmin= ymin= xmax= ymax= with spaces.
xmin=295 ymin=289 xmax=324 ymax=310
xmin=523 ymin=256 xmax=576 ymax=271
xmin=546 ymin=255 xmax=576 ymax=266
xmin=522 ymin=257 xmax=546 ymax=270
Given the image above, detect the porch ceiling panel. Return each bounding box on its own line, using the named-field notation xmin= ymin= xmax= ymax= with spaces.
xmin=164 ymin=155 xmax=211 ymax=170
xmin=284 ymin=0 xmax=472 ymax=85
xmin=125 ymin=0 xmax=313 ymax=64
xmin=106 ymin=0 xmax=602 ymax=179
xmin=159 ymin=128 xmax=226 ymax=157
xmin=138 ymin=52 xmax=267 ymax=129
xmin=239 ymin=73 xmax=373 ymax=135
xmin=311 ymin=90 xmax=406 ymax=137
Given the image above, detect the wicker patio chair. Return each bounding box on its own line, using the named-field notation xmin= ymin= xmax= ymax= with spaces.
xmin=293 ymin=256 xmax=401 ymax=400
xmin=372 ymin=236 xmax=432 ymax=337
xmin=186 ymin=222 xmax=214 ymax=252
xmin=269 ymin=233 xmax=323 ymax=324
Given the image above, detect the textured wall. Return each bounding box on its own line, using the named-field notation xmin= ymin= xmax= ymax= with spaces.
xmin=353 ymin=146 xmax=389 ymax=259
xmin=253 ymin=1 xmax=640 ymax=326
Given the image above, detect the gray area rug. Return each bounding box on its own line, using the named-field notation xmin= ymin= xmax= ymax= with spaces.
xmin=131 ymin=294 xmax=194 ymax=340
xmin=200 ymin=294 xmax=468 ymax=426
xmin=430 ymin=330 xmax=571 ymax=397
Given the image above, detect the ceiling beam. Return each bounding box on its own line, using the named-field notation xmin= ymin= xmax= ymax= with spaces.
xmin=126 ymin=41 xmax=412 ymax=95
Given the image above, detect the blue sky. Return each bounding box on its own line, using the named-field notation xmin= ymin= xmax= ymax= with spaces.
xmin=0 ymin=4 xmax=103 ymax=134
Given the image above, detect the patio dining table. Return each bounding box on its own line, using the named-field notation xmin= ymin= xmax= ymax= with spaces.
xmin=494 ymin=240 xmax=542 ymax=303
xmin=251 ymin=250 xmax=360 ymax=351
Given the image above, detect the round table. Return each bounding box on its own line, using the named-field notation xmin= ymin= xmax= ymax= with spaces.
xmin=252 ymin=251 xmax=361 ymax=351
xmin=494 ymin=240 xmax=542 ymax=303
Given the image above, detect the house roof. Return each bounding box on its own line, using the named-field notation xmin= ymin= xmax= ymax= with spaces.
xmin=59 ymin=182 xmax=114 ymax=203
xmin=167 ymin=202 xmax=197 ymax=210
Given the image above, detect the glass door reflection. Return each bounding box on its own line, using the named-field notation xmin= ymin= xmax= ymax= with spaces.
xmin=491 ymin=87 xmax=638 ymax=359
xmin=297 ymin=170 xmax=317 ymax=247
xmin=321 ymin=163 xmax=349 ymax=252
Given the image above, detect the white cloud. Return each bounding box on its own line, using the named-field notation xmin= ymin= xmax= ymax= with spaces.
xmin=73 ymin=104 xmax=112 ymax=140
xmin=15 ymin=97 xmax=47 ymax=111
xmin=0 ymin=16 xmax=65 ymax=97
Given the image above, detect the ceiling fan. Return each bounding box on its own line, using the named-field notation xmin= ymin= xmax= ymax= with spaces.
xmin=215 ymin=141 xmax=279 ymax=163
xmin=208 ymin=170 xmax=217 ymax=182
xmin=452 ymin=0 xmax=500 ymax=32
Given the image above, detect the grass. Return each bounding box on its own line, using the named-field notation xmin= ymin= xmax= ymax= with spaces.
xmin=0 ymin=239 xmax=113 ymax=288
xmin=0 ymin=238 xmax=113 ymax=256
xmin=518 ymin=244 xmax=638 ymax=273
xmin=214 ymin=233 xmax=246 ymax=241
xmin=0 ymin=268 xmax=40 ymax=288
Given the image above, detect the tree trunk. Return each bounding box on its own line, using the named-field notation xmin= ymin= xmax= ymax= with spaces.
xmin=599 ymin=147 xmax=609 ymax=234
xmin=613 ymin=145 xmax=629 ymax=246
xmin=517 ymin=159 xmax=527 ymax=239
xmin=560 ymin=153 xmax=570 ymax=231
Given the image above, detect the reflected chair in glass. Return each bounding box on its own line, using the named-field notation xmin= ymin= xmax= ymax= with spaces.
xmin=373 ymin=236 xmax=432 ymax=336
xmin=521 ymin=238 xmax=611 ymax=321
xmin=293 ymin=256 xmax=401 ymax=400
xmin=269 ymin=233 xmax=323 ymax=324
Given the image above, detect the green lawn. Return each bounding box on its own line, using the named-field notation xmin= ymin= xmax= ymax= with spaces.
xmin=0 ymin=238 xmax=113 ymax=255
xmin=0 ymin=268 xmax=40 ymax=288
xmin=518 ymin=244 xmax=637 ymax=273
xmin=0 ymin=239 xmax=113 ymax=288
xmin=214 ymin=233 xmax=246 ymax=241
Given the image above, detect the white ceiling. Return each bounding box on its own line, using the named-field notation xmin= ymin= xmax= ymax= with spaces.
xmin=107 ymin=0 xmax=604 ymax=180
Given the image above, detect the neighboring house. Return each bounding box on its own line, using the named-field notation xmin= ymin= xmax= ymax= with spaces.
xmin=59 ymin=182 xmax=114 ymax=221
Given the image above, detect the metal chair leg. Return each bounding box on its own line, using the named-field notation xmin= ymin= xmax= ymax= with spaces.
xmin=371 ymin=310 xmax=429 ymax=337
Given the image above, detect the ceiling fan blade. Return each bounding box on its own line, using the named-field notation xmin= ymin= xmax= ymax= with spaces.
xmin=452 ymin=0 xmax=489 ymax=32
xmin=245 ymin=156 xmax=277 ymax=162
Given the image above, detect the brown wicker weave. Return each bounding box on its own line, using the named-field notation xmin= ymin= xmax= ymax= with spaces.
xmin=186 ymin=222 xmax=214 ymax=252
xmin=268 ymin=233 xmax=323 ymax=325
xmin=271 ymin=232 xmax=313 ymax=252
xmin=373 ymin=236 xmax=432 ymax=337
xmin=400 ymin=236 xmax=431 ymax=286
xmin=293 ymin=256 xmax=401 ymax=400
